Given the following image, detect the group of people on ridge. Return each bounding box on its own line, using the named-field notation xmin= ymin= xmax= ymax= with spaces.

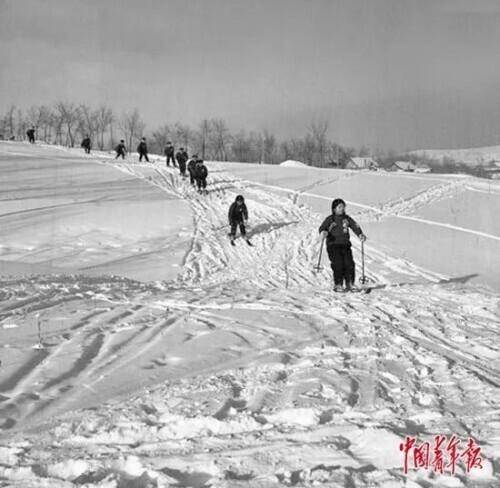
xmin=111 ymin=138 xmax=209 ymax=194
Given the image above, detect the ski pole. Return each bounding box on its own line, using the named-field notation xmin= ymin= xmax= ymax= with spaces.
xmin=360 ymin=240 xmax=367 ymax=284
xmin=314 ymin=234 xmax=325 ymax=271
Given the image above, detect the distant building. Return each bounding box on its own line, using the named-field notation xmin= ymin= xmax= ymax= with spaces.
xmin=390 ymin=161 xmax=417 ymax=172
xmin=414 ymin=165 xmax=431 ymax=173
xmin=345 ymin=157 xmax=379 ymax=170
xmin=484 ymin=166 xmax=500 ymax=179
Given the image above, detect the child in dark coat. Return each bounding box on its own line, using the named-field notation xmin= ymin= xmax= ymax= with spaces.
xmin=318 ymin=198 xmax=366 ymax=292
xmin=228 ymin=195 xmax=249 ymax=245
xmin=194 ymin=160 xmax=208 ymax=193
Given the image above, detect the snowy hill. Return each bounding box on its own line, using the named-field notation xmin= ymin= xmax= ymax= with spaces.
xmin=410 ymin=144 xmax=500 ymax=165
xmin=0 ymin=142 xmax=498 ymax=487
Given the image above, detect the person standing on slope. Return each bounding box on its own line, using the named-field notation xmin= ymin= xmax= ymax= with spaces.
xmin=81 ymin=135 xmax=92 ymax=154
xmin=187 ymin=154 xmax=198 ymax=186
xmin=194 ymin=159 xmax=208 ymax=193
xmin=137 ymin=137 xmax=149 ymax=162
xmin=228 ymin=195 xmax=252 ymax=246
xmin=318 ymin=198 xmax=366 ymax=292
xmin=115 ymin=139 xmax=127 ymax=159
xmin=164 ymin=141 xmax=175 ymax=167
xmin=176 ymin=147 xmax=188 ymax=177
xmin=26 ymin=127 xmax=36 ymax=144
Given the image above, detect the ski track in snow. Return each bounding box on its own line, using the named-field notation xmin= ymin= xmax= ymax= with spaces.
xmin=0 ymin=151 xmax=498 ymax=487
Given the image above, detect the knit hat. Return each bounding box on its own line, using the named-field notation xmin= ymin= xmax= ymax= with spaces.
xmin=235 ymin=195 xmax=244 ymax=202
xmin=331 ymin=198 xmax=346 ymax=213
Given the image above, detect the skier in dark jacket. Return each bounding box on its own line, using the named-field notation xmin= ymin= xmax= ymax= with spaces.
xmin=187 ymin=155 xmax=198 ymax=186
xmin=176 ymin=148 xmax=188 ymax=176
xmin=164 ymin=142 xmax=175 ymax=166
xmin=137 ymin=137 xmax=149 ymax=162
xmin=81 ymin=135 xmax=92 ymax=154
xmin=228 ymin=195 xmax=251 ymax=245
xmin=26 ymin=127 xmax=35 ymax=144
xmin=318 ymin=198 xmax=366 ymax=292
xmin=194 ymin=159 xmax=208 ymax=193
xmin=115 ymin=140 xmax=127 ymax=159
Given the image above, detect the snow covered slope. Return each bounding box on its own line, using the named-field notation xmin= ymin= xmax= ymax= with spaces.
xmin=0 ymin=142 xmax=192 ymax=281
xmin=0 ymin=143 xmax=498 ymax=487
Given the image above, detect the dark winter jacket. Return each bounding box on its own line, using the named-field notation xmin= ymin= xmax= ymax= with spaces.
xmin=164 ymin=145 xmax=174 ymax=156
xmin=115 ymin=142 xmax=126 ymax=154
xmin=137 ymin=141 xmax=148 ymax=154
xmin=194 ymin=163 xmax=208 ymax=179
xmin=228 ymin=202 xmax=248 ymax=224
xmin=176 ymin=151 xmax=187 ymax=164
xmin=318 ymin=213 xmax=363 ymax=247
xmin=187 ymin=159 xmax=197 ymax=174
xmin=26 ymin=129 xmax=35 ymax=138
xmin=81 ymin=137 xmax=91 ymax=149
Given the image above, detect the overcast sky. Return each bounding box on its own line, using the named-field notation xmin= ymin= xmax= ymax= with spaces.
xmin=1 ymin=0 xmax=500 ymax=151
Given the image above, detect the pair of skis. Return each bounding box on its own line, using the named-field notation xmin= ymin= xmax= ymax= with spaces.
xmin=230 ymin=236 xmax=253 ymax=246
xmin=314 ymin=236 xmax=373 ymax=293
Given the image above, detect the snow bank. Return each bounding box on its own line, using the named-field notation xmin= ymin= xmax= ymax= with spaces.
xmin=280 ymin=159 xmax=308 ymax=168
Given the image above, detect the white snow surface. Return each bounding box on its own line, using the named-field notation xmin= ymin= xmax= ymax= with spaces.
xmin=0 ymin=142 xmax=498 ymax=487
xmin=280 ymin=159 xmax=308 ymax=168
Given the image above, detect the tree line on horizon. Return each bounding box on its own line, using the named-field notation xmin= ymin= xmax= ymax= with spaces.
xmin=0 ymin=102 xmax=366 ymax=167
xmin=2 ymin=102 xmax=496 ymax=178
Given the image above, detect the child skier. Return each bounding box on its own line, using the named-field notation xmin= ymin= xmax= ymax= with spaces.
xmin=164 ymin=142 xmax=175 ymax=167
xmin=176 ymin=147 xmax=188 ymax=176
xmin=187 ymin=154 xmax=198 ymax=186
xmin=115 ymin=140 xmax=127 ymax=159
xmin=228 ymin=195 xmax=251 ymax=246
xmin=318 ymin=198 xmax=366 ymax=292
xmin=194 ymin=159 xmax=208 ymax=193
xmin=137 ymin=137 xmax=149 ymax=162
xmin=81 ymin=135 xmax=92 ymax=154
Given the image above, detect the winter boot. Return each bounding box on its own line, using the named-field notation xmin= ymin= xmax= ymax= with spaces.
xmin=345 ymin=282 xmax=360 ymax=293
xmin=334 ymin=284 xmax=344 ymax=293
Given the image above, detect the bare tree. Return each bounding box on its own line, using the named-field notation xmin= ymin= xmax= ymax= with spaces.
xmin=16 ymin=108 xmax=28 ymax=141
xmin=119 ymin=109 xmax=145 ymax=152
xmin=210 ymin=118 xmax=231 ymax=161
xmin=78 ymin=104 xmax=99 ymax=144
xmin=309 ymin=120 xmax=329 ymax=167
xmin=2 ymin=106 xmax=16 ymax=139
xmin=55 ymin=102 xmax=80 ymax=146
xmin=173 ymin=123 xmax=192 ymax=153
xmin=231 ymin=131 xmax=251 ymax=162
xmin=197 ymin=119 xmax=212 ymax=159
xmin=151 ymin=124 xmax=172 ymax=154
xmin=95 ymin=105 xmax=114 ymax=149
xmin=262 ymin=130 xmax=277 ymax=164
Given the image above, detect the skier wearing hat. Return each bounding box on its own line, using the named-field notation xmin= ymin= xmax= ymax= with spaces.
xmin=137 ymin=137 xmax=149 ymax=162
xmin=187 ymin=154 xmax=198 ymax=186
xmin=228 ymin=195 xmax=251 ymax=246
xmin=176 ymin=147 xmax=188 ymax=176
xmin=165 ymin=142 xmax=175 ymax=167
xmin=115 ymin=140 xmax=127 ymax=159
xmin=81 ymin=134 xmax=92 ymax=154
xmin=194 ymin=159 xmax=208 ymax=193
xmin=318 ymin=198 xmax=366 ymax=292
xmin=26 ymin=127 xmax=36 ymax=144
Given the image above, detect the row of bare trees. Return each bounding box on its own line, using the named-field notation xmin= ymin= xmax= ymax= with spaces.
xmin=1 ymin=103 xmax=360 ymax=166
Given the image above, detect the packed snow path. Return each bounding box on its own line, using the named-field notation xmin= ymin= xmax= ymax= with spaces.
xmin=0 ymin=148 xmax=498 ymax=487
